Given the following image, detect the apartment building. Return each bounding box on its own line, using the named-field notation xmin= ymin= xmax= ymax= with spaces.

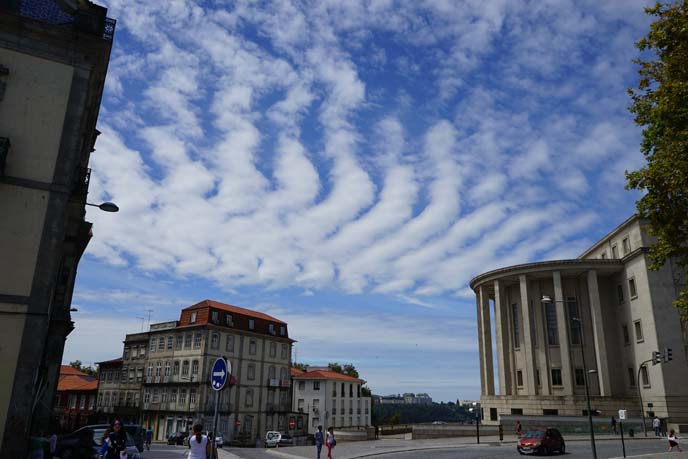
xmin=0 ymin=1 xmax=114 ymax=455
xmin=54 ymin=366 xmax=98 ymax=432
xmin=96 ymin=300 xmax=294 ymax=442
xmin=292 ymin=369 xmax=371 ymax=433
xmin=471 ymin=215 xmax=688 ymax=431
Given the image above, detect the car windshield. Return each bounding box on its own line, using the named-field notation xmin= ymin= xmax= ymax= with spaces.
xmin=267 ymin=432 xmax=279 ymax=440
xmin=523 ymin=430 xmax=545 ymax=439
xmin=281 ymin=433 xmax=292 ymax=439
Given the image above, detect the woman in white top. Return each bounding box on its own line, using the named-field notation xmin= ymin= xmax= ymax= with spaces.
xmin=188 ymin=424 xmax=210 ymax=459
xmin=668 ymin=429 xmax=683 ymax=452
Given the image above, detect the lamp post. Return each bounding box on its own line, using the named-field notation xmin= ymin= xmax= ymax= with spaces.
xmin=85 ymin=201 xmax=119 ymax=212
xmin=542 ymin=296 xmax=597 ymax=459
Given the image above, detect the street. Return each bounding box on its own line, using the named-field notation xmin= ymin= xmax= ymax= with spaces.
xmin=142 ymin=444 xmax=194 ymax=458
xmin=214 ymin=438 xmax=673 ymax=459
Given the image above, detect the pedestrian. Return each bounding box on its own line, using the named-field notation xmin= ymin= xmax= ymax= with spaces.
xmin=145 ymin=427 xmax=153 ymax=450
xmin=516 ymin=420 xmax=522 ymax=438
xmin=653 ymin=416 xmax=661 ymax=437
xmin=668 ymin=429 xmax=683 ymax=452
xmin=611 ymin=416 xmax=617 ymax=434
xmin=98 ymin=429 xmax=111 ymax=459
xmin=105 ymin=420 xmax=128 ymax=459
xmin=314 ymin=425 xmax=324 ymax=459
xmin=187 ymin=424 xmax=212 ymax=459
xmin=326 ymin=426 xmax=336 ymax=459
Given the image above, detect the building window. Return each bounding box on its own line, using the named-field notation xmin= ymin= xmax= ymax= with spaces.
xmin=89 ymin=395 xmax=95 ymax=409
xmin=173 ymin=361 xmax=180 ymax=375
xmin=622 ymin=237 xmax=631 ymax=255
xmin=617 ymin=284 xmax=625 ymax=304
xmin=170 ymin=388 xmax=177 ymax=403
xmin=179 ymin=389 xmax=186 ymax=404
xmin=516 ymin=370 xmax=524 ymax=387
xmin=190 ymin=388 xmax=196 ymax=404
xmin=298 ymin=381 xmax=305 ymax=391
xmin=600 ymin=251 xmax=607 ymax=259
xmin=225 ymin=314 xmax=233 ymax=326
xmin=511 ymin=303 xmax=520 ymax=348
xmin=270 ymin=342 xmax=277 ymax=358
xmin=190 ymin=311 xmax=197 ymax=323
xmin=634 ymin=320 xmax=644 ymax=342
xmin=150 ymin=338 xmax=156 ymax=352
xmin=246 ymin=389 xmax=254 ymax=407
xmin=211 ymin=333 xmax=220 ymax=349
xmin=182 ymin=360 xmax=189 ymax=376
xmin=629 ymin=278 xmax=638 ymax=299
xmin=349 ymin=384 xmax=353 ymax=397
xmin=249 ymin=319 xmax=255 ymax=330
xmin=79 ymin=395 xmax=86 ymax=409
xmin=280 ymin=326 xmax=286 ymax=336
xmin=249 ymin=339 xmax=257 ymax=355
xmin=640 ymin=365 xmax=650 ymax=387
xmin=211 ymin=310 xmax=219 ymax=324
xmin=281 ymin=344 xmax=289 ymax=360
xmin=268 ymin=366 xmax=276 ymax=379
xmin=194 ymin=333 xmax=202 ymax=349
xmin=612 ymin=244 xmax=619 ymax=258
xmin=139 ymin=346 xmax=146 ymax=358
xmin=511 ymin=408 xmax=523 ymax=415
xmin=155 ymin=362 xmax=162 ymax=376
xmin=152 ymin=389 xmax=159 ymax=403
xmin=123 ymin=347 xmax=130 ymax=359
xmin=269 ymin=323 xmax=275 ymax=334
xmin=567 ymin=297 xmax=581 ymax=345
xmin=158 ymin=337 xmax=164 ymax=351
xmin=173 ymin=334 xmax=181 ymax=350
xmin=357 ymin=385 xmax=361 ymax=397
xmin=164 ymin=361 xmax=171 ymax=376
xmin=144 ymin=389 xmax=150 ymax=404
xmin=248 ymin=364 xmax=255 ymax=381
xmin=543 ymin=409 xmax=559 ymax=416
xmin=192 ymin=360 xmax=199 ymax=375
xmin=312 ymin=381 xmax=320 ymax=391
xmin=167 ymin=336 xmax=173 ymax=349
xmin=545 ymin=302 xmax=559 ymax=345
xmin=551 ymin=368 xmax=563 ymax=386
xmin=226 ymin=335 xmax=235 ymax=352
xmin=341 ymin=383 xmax=345 ymax=397
xmin=622 ymin=325 xmax=630 ymax=344
xmin=161 ymin=388 xmax=168 ymax=403
xmin=574 ymin=368 xmax=585 ymax=386
xmin=146 ymin=364 xmax=153 ymax=377
xmin=628 ymin=368 xmax=636 ymax=387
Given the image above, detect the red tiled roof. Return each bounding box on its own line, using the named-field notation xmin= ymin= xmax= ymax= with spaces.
xmin=291 ymin=368 xmax=305 ymax=376
xmin=60 ymin=365 xmax=87 ymax=376
xmin=184 ymin=299 xmax=286 ymax=325
xmin=292 ymin=370 xmax=364 ymax=383
xmin=58 ymin=373 xmax=98 ymax=392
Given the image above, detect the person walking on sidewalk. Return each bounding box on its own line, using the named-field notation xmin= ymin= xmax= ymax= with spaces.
xmin=314 ymin=425 xmax=324 ymax=459
xmin=187 ymin=424 xmax=211 ymax=459
xmin=653 ymin=416 xmax=662 ymax=437
xmin=611 ymin=416 xmax=617 ymax=434
xmin=516 ymin=420 xmax=522 ymax=438
xmin=326 ymin=427 xmax=336 ymax=459
xmin=668 ymin=429 xmax=683 ymax=452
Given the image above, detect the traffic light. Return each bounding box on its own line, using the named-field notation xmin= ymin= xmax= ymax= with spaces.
xmin=664 ymin=348 xmax=673 ymax=363
xmin=652 ymin=351 xmax=661 ymax=365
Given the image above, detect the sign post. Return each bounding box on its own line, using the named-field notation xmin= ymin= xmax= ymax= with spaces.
xmin=618 ymin=409 xmax=627 ymax=458
xmin=210 ymin=358 xmax=230 ymax=459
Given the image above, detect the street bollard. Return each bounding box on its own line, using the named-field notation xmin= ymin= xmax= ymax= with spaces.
xmin=499 ymin=424 xmax=503 ymax=441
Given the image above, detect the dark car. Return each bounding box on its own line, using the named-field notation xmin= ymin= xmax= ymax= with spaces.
xmin=517 ymin=428 xmax=565 ymax=455
xmin=54 ymin=424 xmax=142 ymax=458
xmin=278 ymin=432 xmax=294 ymax=447
xmin=167 ymin=431 xmax=189 ymax=445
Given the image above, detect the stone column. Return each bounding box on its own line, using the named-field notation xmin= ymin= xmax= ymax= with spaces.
xmin=531 ymin=280 xmax=551 ymax=395
xmin=479 ymin=285 xmax=495 ymax=396
xmin=494 ymin=280 xmax=512 ymax=395
xmin=587 ymin=270 xmax=611 ymax=396
xmin=476 ymin=289 xmax=486 ymax=396
xmin=553 ymin=271 xmax=574 ymax=394
xmin=520 ymin=275 xmax=537 ymax=395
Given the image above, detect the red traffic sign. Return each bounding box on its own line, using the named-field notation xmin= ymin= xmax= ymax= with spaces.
xmin=289 ymin=421 xmax=295 ymax=428
xmin=235 ymin=420 xmax=241 ymax=427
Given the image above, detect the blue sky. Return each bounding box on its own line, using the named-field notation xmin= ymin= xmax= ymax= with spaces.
xmin=63 ymin=0 xmax=652 ymax=402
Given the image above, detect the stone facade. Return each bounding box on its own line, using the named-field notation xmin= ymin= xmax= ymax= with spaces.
xmin=470 ymin=216 xmax=688 ymax=431
xmin=0 ymin=1 xmax=114 ymax=456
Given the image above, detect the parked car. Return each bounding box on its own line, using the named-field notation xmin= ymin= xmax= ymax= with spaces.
xmin=167 ymin=431 xmax=189 ymax=445
xmin=517 ymin=428 xmax=565 ymax=455
xmin=214 ymin=433 xmax=224 ymax=448
xmin=265 ymin=431 xmax=293 ymax=448
xmin=54 ymin=424 xmax=142 ymax=458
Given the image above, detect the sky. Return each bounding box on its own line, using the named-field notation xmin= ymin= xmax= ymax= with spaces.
xmin=63 ymin=0 xmax=653 ymax=402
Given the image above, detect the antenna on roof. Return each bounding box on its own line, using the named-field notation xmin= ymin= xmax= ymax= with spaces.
xmin=137 ymin=317 xmax=145 ymax=332
xmin=144 ymin=309 xmax=153 ymax=330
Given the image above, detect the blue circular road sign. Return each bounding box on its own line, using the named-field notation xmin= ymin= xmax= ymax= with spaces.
xmin=210 ymin=358 xmax=230 ymax=391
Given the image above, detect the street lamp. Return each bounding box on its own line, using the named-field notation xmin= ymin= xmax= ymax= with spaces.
xmin=541 ymin=296 xmax=597 ymax=459
xmin=85 ymin=201 xmax=119 ymax=212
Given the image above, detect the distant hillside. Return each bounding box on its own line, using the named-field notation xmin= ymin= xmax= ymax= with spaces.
xmin=373 ymin=402 xmax=470 ymax=425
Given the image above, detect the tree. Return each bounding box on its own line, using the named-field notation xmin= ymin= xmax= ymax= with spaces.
xmin=69 ymin=360 xmax=98 ymax=377
xmin=627 ymin=1 xmax=688 ymax=316
xmin=389 ymin=412 xmax=401 ymax=426
xmin=292 ymin=362 xmax=308 ymax=371
xmin=327 ymin=362 xmax=359 ymax=378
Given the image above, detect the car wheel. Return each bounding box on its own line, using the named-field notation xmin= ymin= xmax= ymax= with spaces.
xmin=559 ymin=443 xmax=565 ymax=454
xmin=61 ymin=448 xmax=74 ymax=459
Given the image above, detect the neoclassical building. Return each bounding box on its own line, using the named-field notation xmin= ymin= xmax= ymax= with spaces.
xmin=470 ymin=216 xmax=688 ymax=429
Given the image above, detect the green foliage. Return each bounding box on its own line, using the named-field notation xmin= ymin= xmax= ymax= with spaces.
xmin=389 ymin=413 xmax=402 ymax=425
xmin=373 ymin=403 xmax=469 ymax=425
xmin=327 ymin=362 xmax=359 ymax=378
xmin=627 ymin=1 xmax=688 ymax=317
xmin=361 ymin=386 xmax=372 ymax=397
xmin=292 ymin=362 xmax=308 ymax=371
xmin=69 ymin=360 xmax=98 ymax=377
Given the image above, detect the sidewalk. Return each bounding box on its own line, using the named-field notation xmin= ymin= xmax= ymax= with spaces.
xmin=221 ymin=434 xmax=657 ymax=459
xmin=610 ymin=454 xmax=688 ymax=459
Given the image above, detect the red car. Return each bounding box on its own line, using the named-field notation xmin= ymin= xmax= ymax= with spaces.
xmin=517 ymin=428 xmax=565 ymax=455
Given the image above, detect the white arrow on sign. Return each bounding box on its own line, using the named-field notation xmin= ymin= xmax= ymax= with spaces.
xmin=213 ymin=370 xmax=226 ymax=378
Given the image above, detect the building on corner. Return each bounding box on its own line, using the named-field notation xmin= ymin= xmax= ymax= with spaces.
xmin=54 ymin=366 xmax=98 ymax=432
xmin=470 ymin=215 xmax=688 ymax=431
